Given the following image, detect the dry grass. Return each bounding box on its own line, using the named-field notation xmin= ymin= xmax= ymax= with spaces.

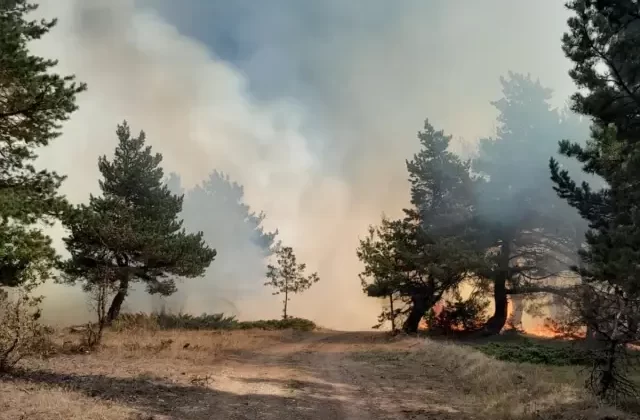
xmin=391 ymin=338 xmax=630 ymax=419
xmin=35 ymin=327 xmax=304 ymax=379
xmin=0 ymin=327 xmax=636 ymax=419
xmin=0 ymin=380 xmax=137 ymax=420
xmin=0 ymin=328 xmax=304 ymax=420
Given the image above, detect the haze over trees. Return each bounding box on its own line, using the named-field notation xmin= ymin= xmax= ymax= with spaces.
xmin=4 ymin=0 xmax=640 ymax=412
xmin=471 ymin=72 xmax=590 ymax=334
xmin=166 ymin=170 xmax=279 ymax=306
xmin=358 ymin=78 xmax=591 ymax=335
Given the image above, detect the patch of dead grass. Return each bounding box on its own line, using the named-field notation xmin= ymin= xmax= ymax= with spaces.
xmin=354 ymin=338 xmax=632 ymax=419
xmin=0 ymin=379 xmax=137 ymax=420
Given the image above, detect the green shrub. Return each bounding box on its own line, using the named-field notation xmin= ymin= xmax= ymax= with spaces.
xmin=111 ymin=312 xmax=316 ymax=332
xmin=237 ymin=317 xmax=317 ymax=332
xmin=156 ymin=312 xmax=238 ymax=330
xmin=477 ymin=340 xmax=591 ymax=366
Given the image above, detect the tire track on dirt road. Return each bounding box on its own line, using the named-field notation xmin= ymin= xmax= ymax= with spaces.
xmin=209 ymin=331 xmax=470 ymax=419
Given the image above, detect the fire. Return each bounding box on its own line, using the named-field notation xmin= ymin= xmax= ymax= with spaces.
xmin=420 ymin=298 xmax=588 ymax=339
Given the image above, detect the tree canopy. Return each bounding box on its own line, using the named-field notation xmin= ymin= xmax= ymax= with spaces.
xmin=62 ymin=122 xmax=216 ymax=322
xmin=0 ymin=0 xmax=85 ymax=288
xmin=549 ymin=0 xmax=640 ymax=398
xmin=265 ymin=245 xmax=319 ymax=319
xmin=358 ymin=120 xmax=480 ymax=333
xmin=472 ymin=72 xmax=590 ymax=334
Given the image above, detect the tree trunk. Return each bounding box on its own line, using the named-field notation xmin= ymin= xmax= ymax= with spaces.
xmin=283 ymin=291 xmax=288 ymax=319
xmin=389 ymin=294 xmax=396 ymax=333
xmin=484 ymin=239 xmax=511 ymax=335
xmin=106 ymin=276 xmax=130 ymax=323
xmin=403 ymin=295 xmax=428 ymax=334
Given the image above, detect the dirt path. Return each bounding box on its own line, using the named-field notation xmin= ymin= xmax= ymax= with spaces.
xmin=203 ymin=331 xmax=471 ymax=420
xmin=2 ymin=330 xmax=477 ymax=420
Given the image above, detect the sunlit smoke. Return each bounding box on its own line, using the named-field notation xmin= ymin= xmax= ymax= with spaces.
xmin=27 ymin=0 xmax=577 ymax=330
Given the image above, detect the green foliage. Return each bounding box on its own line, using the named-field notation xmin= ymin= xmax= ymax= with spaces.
xmin=236 ymin=317 xmax=317 ymax=332
xmin=358 ymin=120 xmax=481 ymax=334
xmin=265 ymin=246 xmax=319 ymax=319
xmin=156 ymin=312 xmax=238 ymax=330
xmin=110 ymin=311 xmax=316 ymax=332
xmin=477 ymin=340 xmax=590 ymax=366
xmin=62 ymin=122 xmax=216 ymax=321
xmin=549 ymin=0 xmax=640 ymax=400
xmin=0 ymin=1 xmax=85 ymax=288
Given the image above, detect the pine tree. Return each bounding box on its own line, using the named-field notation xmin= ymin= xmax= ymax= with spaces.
xmin=0 ymin=1 xmax=85 ymax=288
xmin=549 ymin=0 xmax=640 ymax=399
xmin=264 ymin=246 xmax=318 ymax=319
xmin=166 ymin=171 xmax=278 ymax=302
xmin=472 ymin=73 xmax=589 ymax=334
xmin=62 ymin=122 xmax=216 ymax=322
xmin=181 ymin=170 xmax=278 ymax=258
xmin=358 ymin=120 xmax=480 ymax=334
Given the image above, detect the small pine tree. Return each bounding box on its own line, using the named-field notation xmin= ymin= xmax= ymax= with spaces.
xmin=62 ymin=122 xmax=216 ymax=322
xmin=264 ymin=246 xmax=319 ymax=319
xmin=0 ymin=1 xmax=86 ymax=288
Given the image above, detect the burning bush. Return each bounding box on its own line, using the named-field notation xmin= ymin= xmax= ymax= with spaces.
xmin=426 ymin=292 xmax=489 ymax=335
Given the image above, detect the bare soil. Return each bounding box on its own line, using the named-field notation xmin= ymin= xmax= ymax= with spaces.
xmin=0 ymin=329 xmax=632 ymax=419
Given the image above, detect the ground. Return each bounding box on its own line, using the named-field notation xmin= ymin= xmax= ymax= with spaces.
xmin=0 ymin=328 xmax=632 ymax=420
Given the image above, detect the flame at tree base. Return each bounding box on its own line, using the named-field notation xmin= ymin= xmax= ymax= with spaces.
xmin=418 ymin=298 xmax=587 ymax=339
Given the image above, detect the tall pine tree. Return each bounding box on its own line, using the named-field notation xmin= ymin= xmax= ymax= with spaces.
xmin=0 ymin=1 xmax=85 ymax=288
xmin=62 ymin=122 xmax=216 ymax=322
xmin=358 ymin=120 xmax=480 ymax=333
xmin=472 ymin=73 xmax=589 ymax=334
xmin=550 ymin=0 xmax=640 ymax=398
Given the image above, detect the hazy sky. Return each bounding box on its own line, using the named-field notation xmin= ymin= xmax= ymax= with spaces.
xmin=32 ymin=0 xmax=577 ymax=329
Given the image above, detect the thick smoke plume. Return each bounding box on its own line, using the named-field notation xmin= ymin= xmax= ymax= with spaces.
xmin=31 ymin=0 xmax=575 ymax=330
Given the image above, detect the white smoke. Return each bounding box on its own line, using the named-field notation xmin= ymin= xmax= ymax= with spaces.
xmin=29 ymin=0 xmax=576 ymax=329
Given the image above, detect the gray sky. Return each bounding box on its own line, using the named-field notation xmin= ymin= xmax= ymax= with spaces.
xmin=32 ymin=0 xmax=577 ymax=329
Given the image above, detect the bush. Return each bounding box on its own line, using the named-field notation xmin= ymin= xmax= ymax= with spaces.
xmin=110 ymin=311 xmax=317 ymax=332
xmin=156 ymin=312 xmax=238 ymax=330
xmin=111 ymin=312 xmax=160 ymax=332
xmin=237 ymin=317 xmax=317 ymax=332
xmin=477 ymin=340 xmax=591 ymax=366
xmin=426 ymin=292 xmax=489 ymax=335
xmin=0 ymin=290 xmax=50 ymax=372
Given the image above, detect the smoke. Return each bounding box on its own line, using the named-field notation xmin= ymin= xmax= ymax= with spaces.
xmin=29 ymin=0 xmax=577 ymax=330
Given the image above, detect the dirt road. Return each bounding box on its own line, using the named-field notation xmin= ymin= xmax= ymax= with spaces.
xmin=193 ymin=331 xmax=470 ymax=420
xmin=3 ymin=329 xmax=621 ymax=419
xmin=4 ymin=330 xmax=476 ymax=420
